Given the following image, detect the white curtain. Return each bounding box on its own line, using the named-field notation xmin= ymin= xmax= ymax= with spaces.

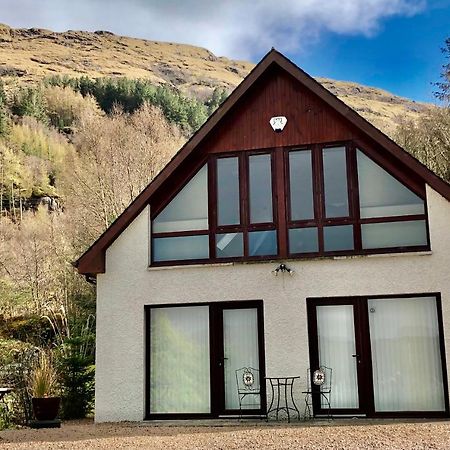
xmin=149 ymin=306 xmax=210 ymax=413
xmin=369 ymin=297 xmax=445 ymax=412
xmin=317 ymin=305 xmax=359 ymax=408
xmin=223 ymin=308 xmax=260 ymax=409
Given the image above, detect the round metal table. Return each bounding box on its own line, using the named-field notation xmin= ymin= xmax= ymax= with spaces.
xmin=265 ymin=376 xmax=300 ymax=422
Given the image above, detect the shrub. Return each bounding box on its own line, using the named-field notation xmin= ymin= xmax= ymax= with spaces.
xmin=28 ymin=351 xmax=58 ymax=398
xmin=57 ymin=337 xmax=95 ymax=419
xmin=0 ymin=342 xmax=37 ymax=425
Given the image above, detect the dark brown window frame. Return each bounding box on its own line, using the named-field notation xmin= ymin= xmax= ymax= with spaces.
xmin=150 ymin=140 xmax=430 ymax=267
xmin=306 ymin=292 xmax=449 ymax=418
xmin=144 ymin=300 xmax=266 ymax=420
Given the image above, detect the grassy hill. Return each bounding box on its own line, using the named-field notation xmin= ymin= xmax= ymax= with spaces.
xmin=0 ymin=23 xmax=428 ymax=136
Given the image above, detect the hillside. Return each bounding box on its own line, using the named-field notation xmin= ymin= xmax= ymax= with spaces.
xmin=0 ymin=24 xmax=428 ymax=136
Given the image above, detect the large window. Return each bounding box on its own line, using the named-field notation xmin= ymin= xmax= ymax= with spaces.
xmin=215 ymin=153 xmax=277 ymax=259
xmin=152 ymin=164 xmax=209 ymax=262
xmin=146 ymin=301 xmax=265 ymax=418
xmin=151 ymin=143 xmax=429 ymax=265
xmin=356 ymin=149 xmax=427 ymax=250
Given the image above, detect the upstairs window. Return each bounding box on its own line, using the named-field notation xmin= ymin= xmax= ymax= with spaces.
xmin=152 ymin=164 xmax=209 ymax=262
xmin=214 ymin=153 xmax=277 ymax=260
xmin=323 ymin=146 xmax=349 ymax=218
xmin=356 ymin=149 xmax=427 ymax=250
xmin=151 ymin=143 xmax=429 ymax=265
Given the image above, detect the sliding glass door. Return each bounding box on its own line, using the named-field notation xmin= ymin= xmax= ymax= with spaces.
xmin=368 ymin=296 xmax=446 ymax=412
xmin=146 ymin=301 xmax=265 ymax=418
xmin=149 ymin=306 xmax=210 ymax=413
xmin=308 ymin=294 xmax=448 ymax=417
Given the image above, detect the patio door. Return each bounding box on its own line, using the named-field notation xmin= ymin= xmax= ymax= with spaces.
xmin=217 ymin=304 xmax=266 ymax=416
xmin=307 ymin=298 xmax=366 ymax=415
xmin=146 ymin=300 xmax=265 ymax=419
xmin=307 ymin=295 xmax=449 ymax=417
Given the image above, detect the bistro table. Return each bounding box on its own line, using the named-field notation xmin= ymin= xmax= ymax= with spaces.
xmin=265 ymin=376 xmax=301 ymax=422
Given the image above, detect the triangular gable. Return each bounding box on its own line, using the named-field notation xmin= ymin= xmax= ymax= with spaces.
xmin=75 ymin=49 xmax=450 ymax=275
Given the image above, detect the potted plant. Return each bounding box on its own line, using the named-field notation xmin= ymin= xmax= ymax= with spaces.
xmin=28 ymin=351 xmax=60 ymax=421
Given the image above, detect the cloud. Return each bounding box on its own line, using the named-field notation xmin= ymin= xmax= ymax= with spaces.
xmin=0 ymin=0 xmax=426 ymax=59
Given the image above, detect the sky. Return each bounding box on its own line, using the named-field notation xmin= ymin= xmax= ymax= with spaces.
xmin=0 ymin=0 xmax=449 ymax=102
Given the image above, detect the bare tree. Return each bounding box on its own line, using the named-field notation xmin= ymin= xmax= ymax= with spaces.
xmin=65 ymin=103 xmax=184 ymax=245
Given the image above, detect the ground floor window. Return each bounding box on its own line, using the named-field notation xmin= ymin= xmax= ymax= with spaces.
xmin=308 ymin=294 xmax=448 ymax=416
xmin=145 ymin=301 xmax=265 ymax=418
xmin=149 ymin=306 xmax=211 ymax=414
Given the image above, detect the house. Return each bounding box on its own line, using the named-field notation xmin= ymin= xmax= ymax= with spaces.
xmin=76 ymin=49 xmax=450 ymax=422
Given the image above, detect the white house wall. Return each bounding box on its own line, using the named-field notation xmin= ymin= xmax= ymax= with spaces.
xmin=95 ymin=186 xmax=450 ymax=422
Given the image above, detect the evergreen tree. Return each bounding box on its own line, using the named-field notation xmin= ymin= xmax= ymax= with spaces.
xmin=206 ymin=87 xmax=228 ymax=115
xmin=12 ymin=87 xmax=49 ymax=124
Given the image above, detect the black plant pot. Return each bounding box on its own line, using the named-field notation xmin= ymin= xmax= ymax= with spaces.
xmin=32 ymin=397 xmax=61 ymax=421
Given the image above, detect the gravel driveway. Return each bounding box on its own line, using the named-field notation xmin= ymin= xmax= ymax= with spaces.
xmin=1 ymin=419 xmax=450 ymax=449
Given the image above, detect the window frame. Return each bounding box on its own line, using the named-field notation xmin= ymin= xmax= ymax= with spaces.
xmin=150 ymin=140 xmax=430 ymax=267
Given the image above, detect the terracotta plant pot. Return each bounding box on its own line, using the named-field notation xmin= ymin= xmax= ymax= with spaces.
xmin=32 ymin=397 xmax=61 ymax=421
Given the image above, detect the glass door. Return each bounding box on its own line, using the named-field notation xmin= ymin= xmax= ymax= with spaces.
xmin=308 ymin=299 xmax=364 ymax=415
xmin=146 ymin=300 xmax=265 ymax=419
xmin=218 ymin=303 xmax=265 ymax=415
xmin=368 ymin=296 xmax=446 ymax=413
xmin=307 ymin=295 xmax=448 ymax=417
xmin=148 ymin=305 xmax=211 ymax=414
xmin=316 ymin=304 xmax=360 ymax=409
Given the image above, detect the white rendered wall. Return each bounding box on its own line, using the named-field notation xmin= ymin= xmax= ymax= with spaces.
xmin=95 ymin=186 xmax=450 ymax=422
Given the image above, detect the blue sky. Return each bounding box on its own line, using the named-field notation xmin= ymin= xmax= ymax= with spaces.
xmin=1 ymin=0 xmax=449 ymax=103
xmin=289 ymin=1 xmax=450 ymax=102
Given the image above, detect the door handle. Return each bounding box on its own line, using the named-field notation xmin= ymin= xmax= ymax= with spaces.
xmin=218 ymin=357 xmax=228 ymax=367
xmin=352 ymin=354 xmax=361 ymax=363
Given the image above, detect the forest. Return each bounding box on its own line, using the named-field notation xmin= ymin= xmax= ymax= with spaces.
xmin=0 ymin=38 xmax=448 ymax=427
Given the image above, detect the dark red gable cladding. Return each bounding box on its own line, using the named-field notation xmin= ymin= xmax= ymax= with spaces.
xmin=75 ymin=49 xmax=450 ymax=276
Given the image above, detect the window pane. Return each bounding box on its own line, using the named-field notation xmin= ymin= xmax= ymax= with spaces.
xmin=153 ymin=165 xmax=208 ymax=233
xmin=150 ymin=306 xmax=210 ymax=413
xmin=324 ymin=225 xmax=354 ymax=252
xmin=216 ymin=233 xmax=243 ymax=258
xmin=217 ymin=157 xmax=240 ymax=225
xmin=317 ymin=305 xmax=359 ymax=408
xmin=368 ymin=297 xmax=445 ymax=412
xmin=249 ymin=154 xmax=273 ymax=223
xmin=153 ymin=235 xmax=209 ymax=261
xmin=289 ymin=227 xmax=318 ymax=254
xmin=362 ymin=220 xmax=427 ymax=249
xmin=249 ymin=230 xmax=277 ymax=256
xmin=289 ymin=150 xmax=314 ymax=220
xmin=357 ymin=150 xmax=425 ymax=218
xmin=323 ymin=147 xmax=349 ymax=218
xmin=223 ymin=308 xmax=260 ymax=409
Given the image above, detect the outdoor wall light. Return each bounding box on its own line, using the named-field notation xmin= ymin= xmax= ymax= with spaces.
xmin=271 ymin=263 xmax=294 ymax=276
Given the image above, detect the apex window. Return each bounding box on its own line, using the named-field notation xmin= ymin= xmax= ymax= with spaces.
xmin=150 ymin=142 xmax=429 ymax=265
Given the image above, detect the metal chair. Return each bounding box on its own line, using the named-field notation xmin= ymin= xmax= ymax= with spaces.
xmin=302 ymin=366 xmax=332 ymax=420
xmin=235 ymin=367 xmax=261 ymax=420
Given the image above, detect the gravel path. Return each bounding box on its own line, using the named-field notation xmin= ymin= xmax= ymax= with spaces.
xmin=1 ymin=419 xmax=450 ymax=449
